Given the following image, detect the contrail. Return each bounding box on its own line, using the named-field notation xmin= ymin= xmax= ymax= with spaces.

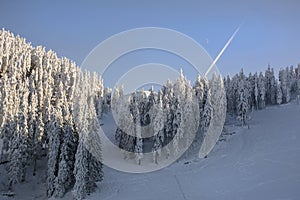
xmin=204 ymin=24 xmax=242 ymax=77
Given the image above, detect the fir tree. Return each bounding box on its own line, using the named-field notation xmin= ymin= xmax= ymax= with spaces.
xmin=46 ymin=112 xmax=62 ymax=197
xmin=276 ymin=81 xmax=283 ymax=105
xmin=152 ymin=96 xmax=164 ymax=164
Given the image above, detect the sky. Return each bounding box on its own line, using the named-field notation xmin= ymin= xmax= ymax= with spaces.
xmin=1 ymin=0 xmax=299 ymax=86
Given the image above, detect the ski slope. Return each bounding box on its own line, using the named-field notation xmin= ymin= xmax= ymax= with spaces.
xmin=90 ymin=102 xmax=300 ymax=200
xmin=1 ymin=102 xmax=299 ymax=200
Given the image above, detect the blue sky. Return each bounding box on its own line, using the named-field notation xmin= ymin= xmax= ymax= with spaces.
xmin=1 ymin=0 xmax=299 ymax=85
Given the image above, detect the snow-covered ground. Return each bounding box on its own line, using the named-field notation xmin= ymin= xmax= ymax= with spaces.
xmin=1 ymin=102 xmax=300 ymax=199
xmin=90 ymin=102 xmax=300 ymax=200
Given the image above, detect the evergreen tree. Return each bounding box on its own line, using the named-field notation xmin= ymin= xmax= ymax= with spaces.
xmin=270 ymin=68 xmax=277 ymax=105
xmin=253 ymin=73 xmax=259 ymax=110
xmin=265 ymin=65 xmax=272 ymax=104
xmin=202 ymin=89 xmax=212 ymax=135
xmin=134 ymin=104 xmax=143 ymax=165
xmin=183 ymin=81 xmax=199 ymax=152
xmin=152 ymin=96 xmax=164 ymax=164
xmin=276 ymin=81 xmax=283 ymax=105
xmin=279 ymin=68 xmax=290 ymax=103
xmin=73 ymin=71 xmax=103 ymax=199
xmin=237 ymin=88 xmax=249 ymax=126
xmin=194 ymin=74 xmax=205 ymax=118
xmin=73 ymin=137 xmax=90 ymax=200
xmin=46 ymin=112 xmax=62 ymax=197
xmin=55 ymin=118 xmax=76 ymax=197
xmin=258 ymin=72 xmax=266 ymax=109
xmin=236 ymin=69 xmax=249 ymax=126
xmin=8 ymin=117 xmax=23 ymax=188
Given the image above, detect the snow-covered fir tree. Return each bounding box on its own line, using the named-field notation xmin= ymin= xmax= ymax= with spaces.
xmin=276 ymin=80 xmax=283 ymax=105
xmin=134 ymin=104 xmax=143 ymax=165
xmin=183 ymin=81 xmax=199 ymax=154
xmin=46 ymin=112 xmax=62 ymax=197
xmin=152 ymin=96 xmax=165 ymax=164
xmin=237 ymin=87 xmax=249 ymax=126
xmin=258 ymin=72 xmax=266 ymax=109
xmin=253 ymin=73 xmax=259 ymax=110
xmin=202 ymin=89 xmax=213 ymax=134
xmin=236 ymin=69 xmax=249 ymax=126
xmin=73 ymin=71 xmax=103 ymax=200
xmin=72 ymin=135 xmax=90 ymax=200
xmin=55 ymin=117 xmax=77 ymax=197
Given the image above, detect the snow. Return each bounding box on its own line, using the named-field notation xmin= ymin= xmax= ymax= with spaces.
xmin=1 ymin=102 xmax=300 ymax=199
xmin=0 ymin=157 xmax=48 ymax=200
xmin=90 ymin=102 xmax=300 ymax=200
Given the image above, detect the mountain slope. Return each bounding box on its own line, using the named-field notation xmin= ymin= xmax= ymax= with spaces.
xmin=90 ymin=101 xmax=300 ymax=200
xmin=1 ymin=102 xmax=299 ymax=200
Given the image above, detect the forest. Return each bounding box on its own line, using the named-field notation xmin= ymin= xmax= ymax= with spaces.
xmin=0 ymin=29 xmax=300 ymax=199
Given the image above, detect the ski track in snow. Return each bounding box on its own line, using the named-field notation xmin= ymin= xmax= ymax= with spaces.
xmin=1 ymin=102 xmax=300 ymax=200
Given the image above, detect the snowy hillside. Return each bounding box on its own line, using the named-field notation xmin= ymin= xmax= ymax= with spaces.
xmin=1 ymin=29 xmax=300 ymax=200
xmin=1 ymin=94 xmax=299 ymax=200
xmin=89 ymin=101 xmax=300 ymax=200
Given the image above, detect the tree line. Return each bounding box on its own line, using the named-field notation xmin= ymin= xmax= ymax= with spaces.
xmin=112 ymin=66 xmax=300 ymax=164
xmin=225 ymin=65 xmax=300 ymax=125
xmin=112 ymin=70 xmax=226 ymax=164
